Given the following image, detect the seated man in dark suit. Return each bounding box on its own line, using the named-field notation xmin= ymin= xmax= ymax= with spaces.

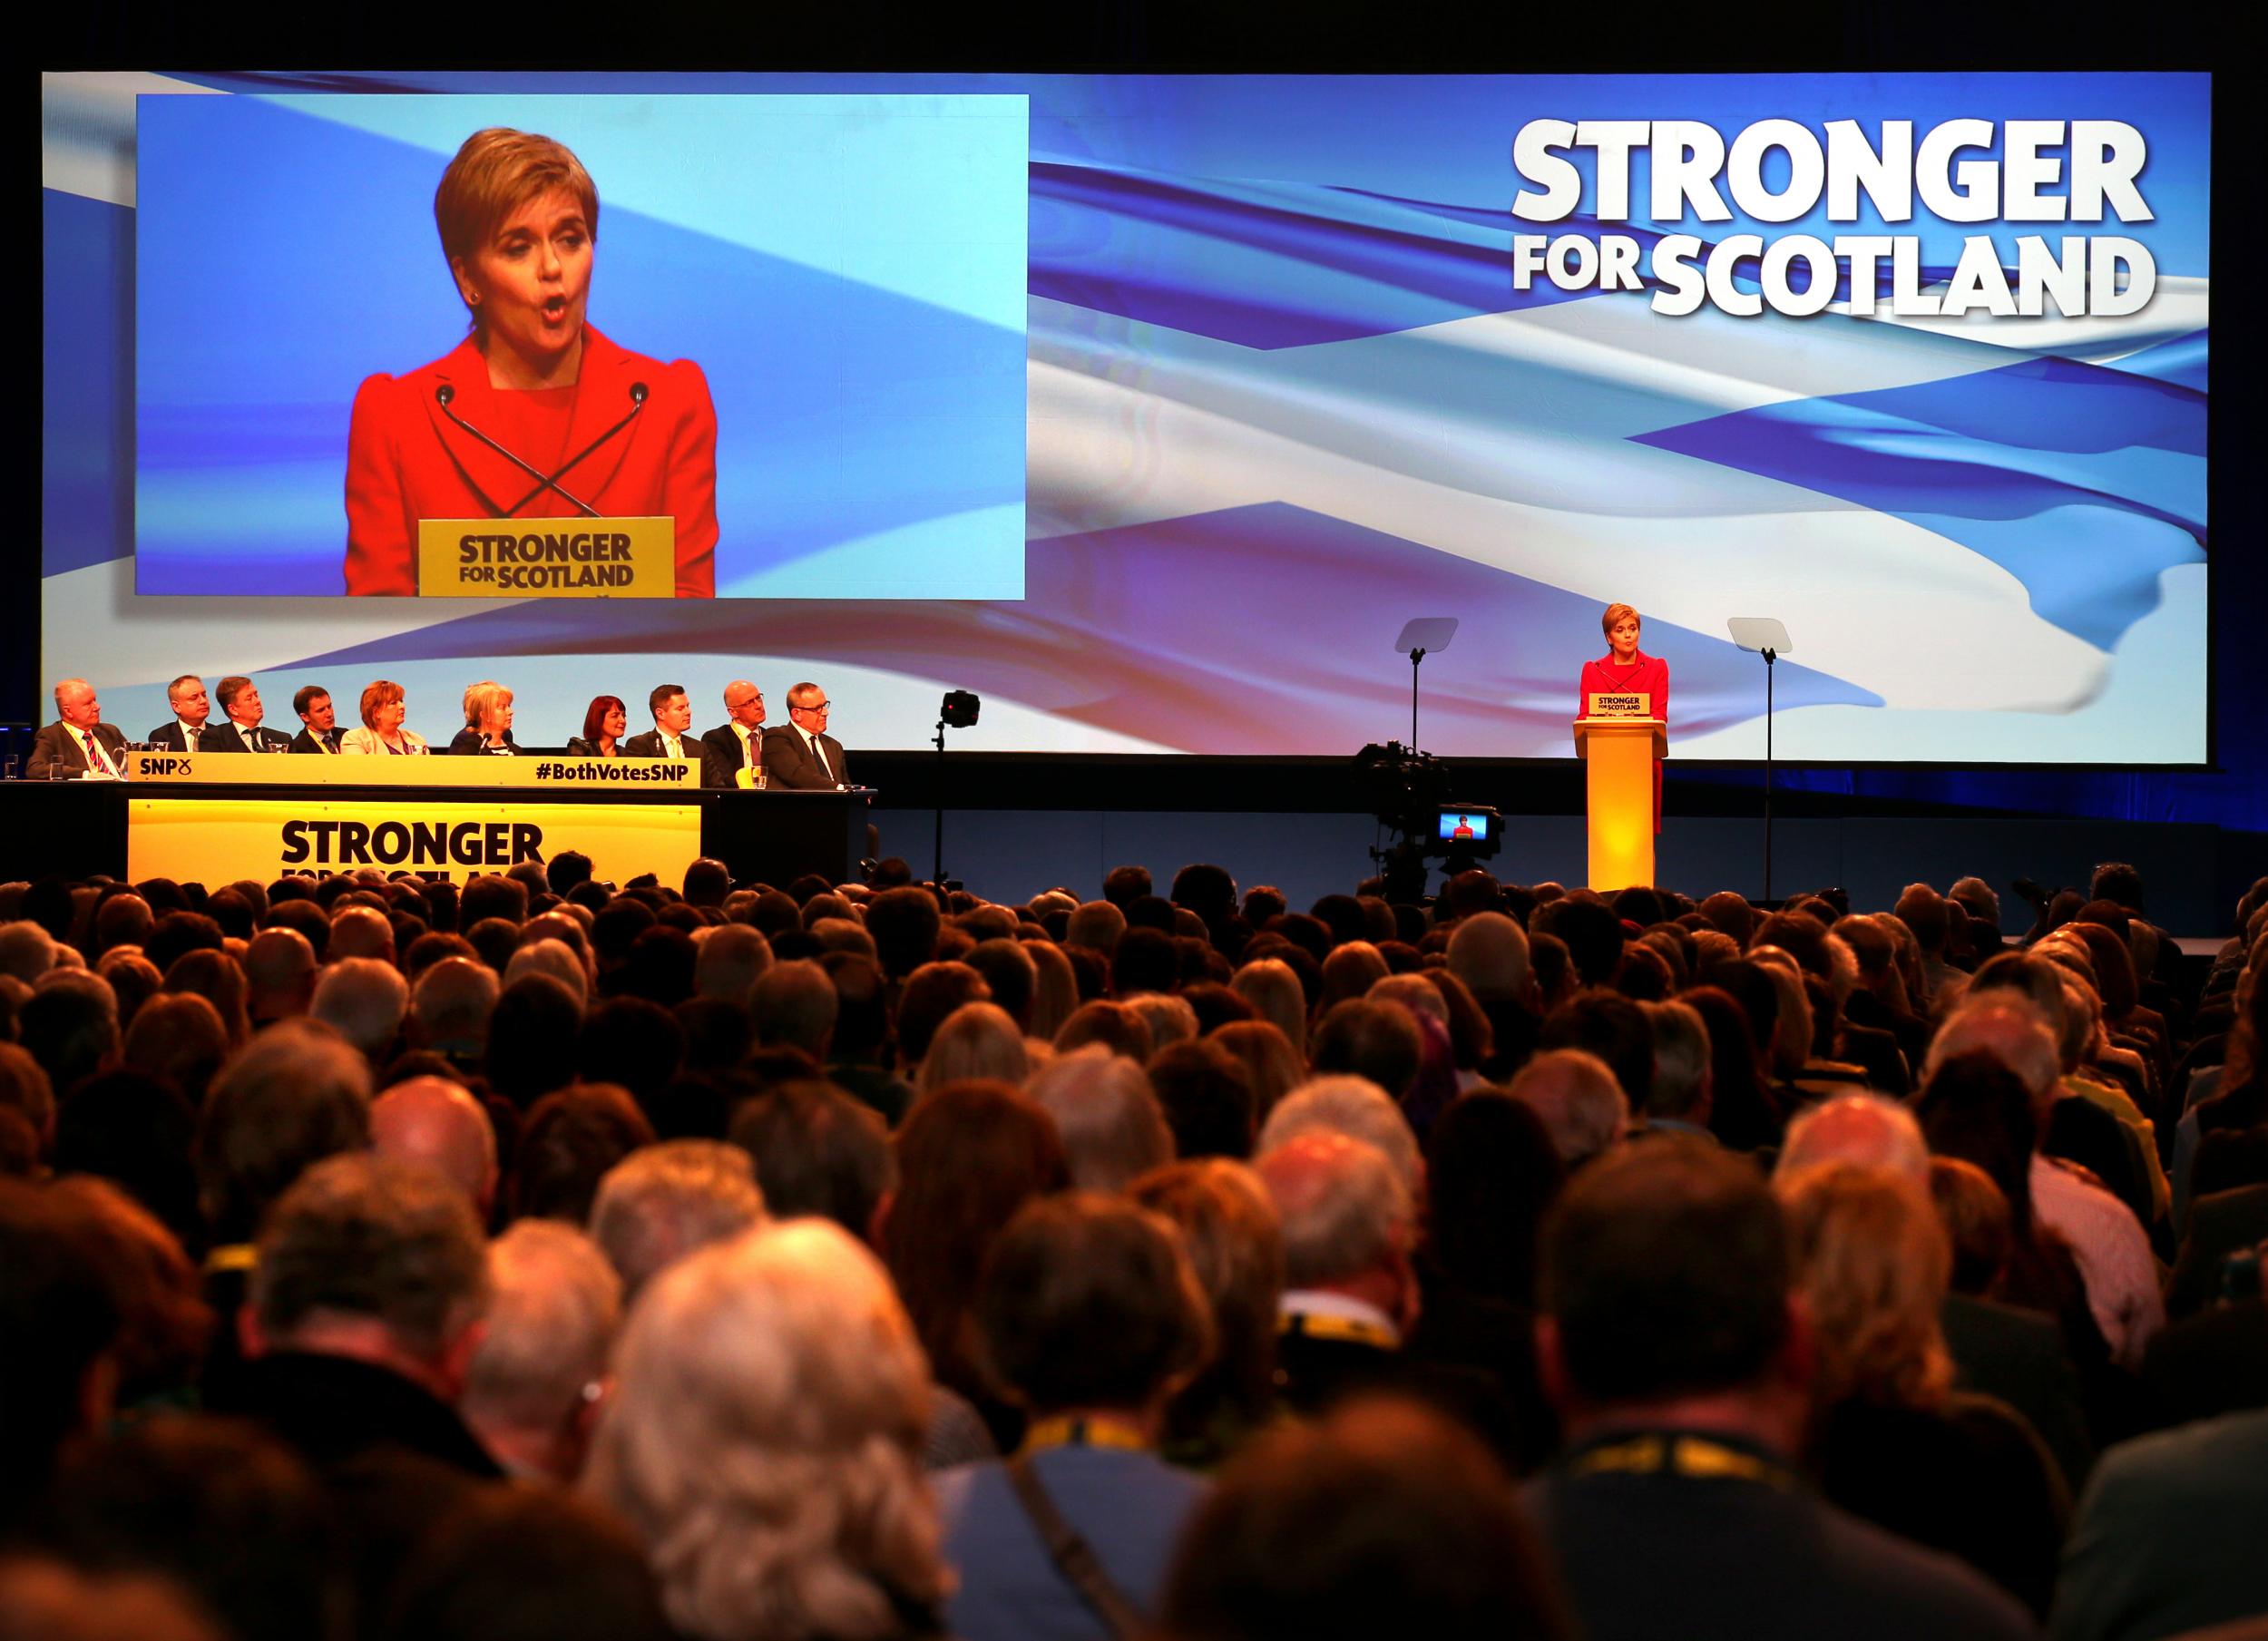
xmin=289 ymin=684 xmax=347 ymax=755
xmin=760 ymin=680 xmax=850 ymax=789
xmin=699 ymin=679 xmax=767 ymax=787
xmin=1524 ymin=1138 xmax=2034 ymax=1641
xmin=621 ymin=682 xmax=723 ymax=784
xmin=25 ymin=677 xmax=131 ymax=778
xmin=200 ymin=675 xmax=292 ymax=753
xmin=144 ymin=673 xmax=211 ymax=752
xmin=211 ymin=1151 xmax=503 ymax=1637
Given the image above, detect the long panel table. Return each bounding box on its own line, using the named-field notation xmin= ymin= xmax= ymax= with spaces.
xmin=3 ymin=753 xmax=871 ymax=891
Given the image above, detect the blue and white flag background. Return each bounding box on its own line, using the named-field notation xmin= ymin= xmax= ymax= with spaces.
xmin=43 ymin=71 xmax=2209 ymax=765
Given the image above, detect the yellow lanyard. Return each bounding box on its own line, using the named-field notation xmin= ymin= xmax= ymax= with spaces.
xmin=1277 ymin=1310 xmax=1398 ymax=1351
xmin=1567 ymin=1433 xmax=1795 ymax=1490
xmin=202 ymin=1243 xmax=258 ymax=1276
xmin=1022 ymin=1415 xmax=1151 ymax=1456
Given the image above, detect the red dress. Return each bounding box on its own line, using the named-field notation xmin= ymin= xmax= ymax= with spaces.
xmin=343 ymin=324 xmax=718 ymax=596
xmin=1579 ymin=649 xmax=1669 ymax=834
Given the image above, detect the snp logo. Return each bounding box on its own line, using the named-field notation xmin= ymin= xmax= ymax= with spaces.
xmin=142 ymin=756 xmax=194 ymax=776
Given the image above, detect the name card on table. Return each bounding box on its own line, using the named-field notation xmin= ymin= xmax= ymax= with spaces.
xmin=416 ymin=518 xmax=676 ymax=597
xmin=1586 ymin=692 xmax=1653 ymax=718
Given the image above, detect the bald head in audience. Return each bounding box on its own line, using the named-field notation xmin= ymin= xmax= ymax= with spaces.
xmin=327 ymin=904 xmax=396 ymax=965
xmin=371 ymin=1076 xmax=500 ymax=1216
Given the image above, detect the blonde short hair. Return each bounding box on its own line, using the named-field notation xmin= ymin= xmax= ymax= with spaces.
xmin=585 ymin=1220 xmax=944 ymax=1641
xmin=462 ymin=680 xmax=513 ymax=730
xmin=1600 ymin=601 xmax=1639 ymax=640
xmin=1776 ymin=1162 xmax=1952 ymax=1411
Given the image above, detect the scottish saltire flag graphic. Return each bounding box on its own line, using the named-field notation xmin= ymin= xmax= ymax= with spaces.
xmin=44 ymin=72 xmax=2208 ymax=762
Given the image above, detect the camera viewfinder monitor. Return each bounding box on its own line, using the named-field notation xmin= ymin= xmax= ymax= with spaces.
xmin=1436 ymin=806 xmax=1501 ymax=857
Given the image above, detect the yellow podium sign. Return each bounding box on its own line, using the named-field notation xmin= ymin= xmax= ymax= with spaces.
xmin=1573 ymin=717 xmax=1666 ymax=893
xmin=128 ymin=796 xmax=702 ymax=888
xmin=416 ymin=517 xmax=676 ymax=597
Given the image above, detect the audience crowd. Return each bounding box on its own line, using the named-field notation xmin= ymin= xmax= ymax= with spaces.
xmin=2 ymin=851 xmax=2264 ymax=1641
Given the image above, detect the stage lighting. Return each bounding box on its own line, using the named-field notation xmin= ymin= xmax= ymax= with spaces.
xmin=941 ymin=690 xmax=982 ymax=728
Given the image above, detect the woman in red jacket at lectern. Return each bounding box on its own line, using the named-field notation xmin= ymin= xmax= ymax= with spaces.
xmin=343 ymin=127 xmax=718 ymax=597
xmin=1579 ymin=601 xmax=1669 ymax=832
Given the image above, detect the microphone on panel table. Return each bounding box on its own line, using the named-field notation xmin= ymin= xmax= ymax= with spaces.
xmin=434 ymin=381 xmax=650 ymax=519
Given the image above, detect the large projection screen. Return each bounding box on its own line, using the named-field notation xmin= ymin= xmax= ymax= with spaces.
xmin=43 ymin=71 xmax=2208 ymax=763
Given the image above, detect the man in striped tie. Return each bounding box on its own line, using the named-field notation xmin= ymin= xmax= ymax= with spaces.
xmin=25 ymin=678 xmax=130 ymax=779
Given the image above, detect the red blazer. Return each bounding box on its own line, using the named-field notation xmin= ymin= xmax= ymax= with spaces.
xmin=1579 ymin=650 xmax=1669 ymax=835
xmin=343 ymin=325 xmax=718 ymax=596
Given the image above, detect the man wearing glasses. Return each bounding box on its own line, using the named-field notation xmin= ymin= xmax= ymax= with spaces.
xmin=760 ymin=680 xmax=850 ymax=790
xmin=700 ymin=679 xmax=768 ymax=788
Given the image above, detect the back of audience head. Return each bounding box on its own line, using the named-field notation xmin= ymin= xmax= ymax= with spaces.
xmin=1026 ymin=1044 xmax=1173 ymax=1190
xmin=1309 ymin=997 xmax=1422 ymax=1102
xmin=381 ymin=1485 xmax=670 ymax=1641
xmin=1538 ymin=1138 xmax=1798 ymax=1434
xmin=1444 ymin=912 xmax=1530 ymax=1005
xmin=308 ymin=956 xmax=406 ymax=1066
xmin=1144 ymin=1036 xmax=1257 ymax=1161
xmin=41 ymin=1413 xmax=335 ymax=1641
xmin=962 ymin=937 xmax=1038 ymax=1033
xmin=1928 ymin=1156 xmax=2015 ymax=1299
xmin=576 ymin=997 xmax=685 ymax=1109
xmin=1507 ymin=1049 xmax=1628 ymax=1171
xmin=589 ymin=1139 xmax=766 ymax=1302
xmin=1777 ymin=1091 xmax=1928 ymax=1186
xmin=369 ymin=1075 xmax=499 ymax=1216
xmin=975 ymin=1192 xmax=1213 ymax=1419
xmin=458 ymin=1219 xmax=622 ymax=1485
xmin=894 ymin=961 xmax=989 ymax=1066
xmin=1129 ymin=1158 xmax=1286 ymax=1436
xmin=728 ymin=1079 xmax=893 ymax=1241
xmin=586 ymin=1220 xmax=944 ymax=1641
xmin=1922 ymin=993 xmax=2060 ymax=1103
xmin=1259 ymin=1074 xmax=1422 ymax=1199
xmin=19 ymin=975 xmax=121 ymax=1099
xmin=748 ymin=958 xmax=836 ymax=1060
xmin=511 ymin=1084 xmax=657 ymax=1224
xmin=411 ymin=956 xmax=498 ymax=1057
xmin=884 ymin=1080 xmax=1069 ymax=1392
xmin=249 ymin=1152 xmax=489 ymax=1392
xmin=1422 ymin=1089 xmax=1564 ymax=1305
xmin=1775 ymin=1161 xmax=1951 ymax=1411
xmin=1207 ymin=1019 xmax=1305 ymax=1121
xmin=121 ymin=991 xmax=228 ymax=1109
xmin=1052 ymin=996 xmax=1154 ymax=1063
xmin=918 ymin=1000 xmax=1028 ymax=1093
xmin=1537 ymin=988 xmax=1654 ymax=1112
xmin=1161 ymin=1395 xmax=1570 ymax=1641
xmin=1230 ymin=957 xmax=1307 ymax=1056
xmin=1255 ymin=1132 xmax=1415 ymax=1307
xmin=865 ymin=884 xmax=943 ymax=981
xmin=194 ymin=1020 xmax=372 ymax=1245
xmin=1530 ymin=896 xmax=1625 ymax=989
xmin=1126 ymin=991 xmax=1199 ymax=1055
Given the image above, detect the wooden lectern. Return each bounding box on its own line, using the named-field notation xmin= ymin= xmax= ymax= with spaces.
xmin=1573 ymin=716 xmax=1666 ymax=892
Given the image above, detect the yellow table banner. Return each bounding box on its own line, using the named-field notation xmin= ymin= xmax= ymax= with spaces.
xmin=128 ymin=796 xmax=702 ymax=887
xmin=416 ymin=517 xmax=676 ymax=597
xmin=126 ymin=751 xmax=701 ymax=788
